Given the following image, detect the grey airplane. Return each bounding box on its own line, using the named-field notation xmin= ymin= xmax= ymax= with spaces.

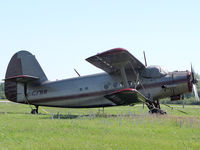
xmin=4 ymin=48 xmax=199 ymax=114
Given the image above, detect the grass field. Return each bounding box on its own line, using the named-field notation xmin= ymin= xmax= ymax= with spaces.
xmin=0 ymin=101 xmax=200 ymax=150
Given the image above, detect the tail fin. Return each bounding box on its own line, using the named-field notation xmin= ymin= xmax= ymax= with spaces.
xmin=4 ymin=51 xmax=48 ymax=102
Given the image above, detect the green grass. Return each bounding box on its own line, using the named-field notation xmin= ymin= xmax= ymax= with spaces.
xmin=0 ymin=102 xmax=200 ymax=150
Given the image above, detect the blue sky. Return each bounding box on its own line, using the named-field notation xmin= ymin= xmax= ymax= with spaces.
xmin=0 ymin=0 xmax=200 ymax=80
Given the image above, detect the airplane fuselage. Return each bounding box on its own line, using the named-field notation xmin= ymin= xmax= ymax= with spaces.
xmin=15 ymin=71 xmax=191 ymax=108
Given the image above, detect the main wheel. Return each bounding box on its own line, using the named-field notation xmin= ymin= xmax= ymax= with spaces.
xmin=31 ymin=109 xmax=38 ymax=114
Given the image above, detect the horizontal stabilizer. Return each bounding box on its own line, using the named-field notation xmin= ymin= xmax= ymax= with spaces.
xmin=3 ymin=75 xmax=39 ymax=83
xmin=105 ymin=88 xmax=148 ymax=105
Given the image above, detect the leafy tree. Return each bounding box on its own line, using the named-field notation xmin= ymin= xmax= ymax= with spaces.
xmin=0 ymin=83 xmax=6 ymax=99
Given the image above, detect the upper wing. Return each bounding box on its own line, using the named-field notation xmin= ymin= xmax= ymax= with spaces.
xmin=86 ymin=48 xmax=145 ymax=74
xmin=105 ymin=88 xmax=148 ymax=105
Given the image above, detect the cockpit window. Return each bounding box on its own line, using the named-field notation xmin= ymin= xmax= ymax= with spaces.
xmin=140 ymin=65 xmax=168 ymax=78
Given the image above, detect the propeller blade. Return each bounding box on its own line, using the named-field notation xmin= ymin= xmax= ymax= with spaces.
xmin=191 ymin=64 xmax=194 ymax=83
xmin=190 ymin=64 xmax=199 ymax=101
xmin=191 ymin=64 xmax=198 ymax=84
xmin=193 ymin=84 xmax=199 ymax=101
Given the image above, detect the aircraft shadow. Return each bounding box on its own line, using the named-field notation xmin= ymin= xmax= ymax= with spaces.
xmin=0 ymin=111 xmax=145 ymax=120
xmin=41 ymin=113 xmax=139 ymax=120
xmin=0 ymin=111 xmax=48 ymax=116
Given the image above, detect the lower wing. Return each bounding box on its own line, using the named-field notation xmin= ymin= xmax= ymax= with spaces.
xmin=105 ymin=88 xmax=148 ymax=105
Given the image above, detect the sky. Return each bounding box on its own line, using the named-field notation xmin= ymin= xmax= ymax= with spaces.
xmin=0 ymin=0 xmax=200 ymax=81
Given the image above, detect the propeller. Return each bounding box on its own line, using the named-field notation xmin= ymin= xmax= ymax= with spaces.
xmin=190 ymin=64 xmax=199 ymax=101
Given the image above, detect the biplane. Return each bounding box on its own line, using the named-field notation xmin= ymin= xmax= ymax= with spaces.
xmin=4 ymin=48 xmax=199 ymax=114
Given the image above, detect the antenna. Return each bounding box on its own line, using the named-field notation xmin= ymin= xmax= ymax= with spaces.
xmin=143 ymin=51 xmax=147 ymax=66
xmin=74 ymin=69 xmax=81 ymax=77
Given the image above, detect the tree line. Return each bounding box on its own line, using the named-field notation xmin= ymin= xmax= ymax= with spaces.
xmin=0 ymin=83 xmax=6 ymax=99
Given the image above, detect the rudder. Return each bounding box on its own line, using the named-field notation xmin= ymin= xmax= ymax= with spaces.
xmin=4 ymin=50 xmax=48 ymax=102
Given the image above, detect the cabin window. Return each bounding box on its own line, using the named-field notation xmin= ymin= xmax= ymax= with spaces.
xmin=119 ymin=82 xmax=123 ymax=87
xmin=113 ymin=82 xmax=118 ymax=88
xmin=128 ymin=81 xmax=133 ymax=86
xmin=85 ymin=87 xmax=88 ymax=90
xmin=104 ymin=84 xmax=109 ymax=89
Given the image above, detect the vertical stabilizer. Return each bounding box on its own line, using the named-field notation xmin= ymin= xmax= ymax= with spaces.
xmin=5 ymin=51 xmax=48 ymax=102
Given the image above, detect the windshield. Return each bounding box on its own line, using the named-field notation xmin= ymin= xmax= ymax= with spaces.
xmin=140 ymin=65 xmax=168 ymax=78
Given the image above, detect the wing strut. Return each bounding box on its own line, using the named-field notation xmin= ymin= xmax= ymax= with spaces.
xmin=119 ymin=64 xmax=129 ymax=88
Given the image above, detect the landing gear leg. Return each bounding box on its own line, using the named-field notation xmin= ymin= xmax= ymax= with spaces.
xmin=31 ymin=105 xmax=39 ymax=114
xmin=146 ymin=100 xmax=167 ymax=115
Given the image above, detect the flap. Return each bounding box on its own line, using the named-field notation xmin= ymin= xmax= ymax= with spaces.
xmin=3 ymin=75 xmax=39 ymax=83
xmin=86 ymin=48 xmax=145 ymax=74
xmin=105 ymin=88 xmax=148 ymax=105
